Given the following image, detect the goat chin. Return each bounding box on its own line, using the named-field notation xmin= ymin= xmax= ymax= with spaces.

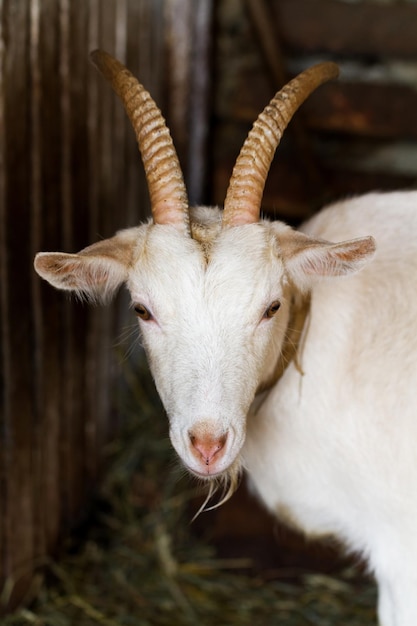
xmin=190 ymin=458 xmax=243 ymax=521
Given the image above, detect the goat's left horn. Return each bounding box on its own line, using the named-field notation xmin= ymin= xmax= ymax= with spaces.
xmin=222 ymin=62 xmax=339 ymax=227
xmin=90 ymin=50 xmax=190 ymax=233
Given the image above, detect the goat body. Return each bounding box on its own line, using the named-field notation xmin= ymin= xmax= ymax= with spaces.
xmin=246 ymin=192 xmax=417 ymax=626
xmin=34 ymin=52 xmax=417 ymax=626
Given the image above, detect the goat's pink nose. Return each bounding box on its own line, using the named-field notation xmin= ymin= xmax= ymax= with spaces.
xmin=189 ymin=431 xmax=228 ymax=465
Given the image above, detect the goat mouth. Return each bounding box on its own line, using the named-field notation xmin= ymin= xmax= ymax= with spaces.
xmin=184 ymin=448 xmax=243 ymax=481
xmin=186 ymin=465 xmax=226 ymax=479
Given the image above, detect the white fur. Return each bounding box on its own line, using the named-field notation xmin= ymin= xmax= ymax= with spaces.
xmin=246 ymin=192 xmax=417 ymax=626
xmin=34 ymin=190 xmax=417 ymax=626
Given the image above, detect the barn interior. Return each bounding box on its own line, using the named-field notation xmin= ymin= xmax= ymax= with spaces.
xmin=1 ymin=0 xmax=416 ymax=623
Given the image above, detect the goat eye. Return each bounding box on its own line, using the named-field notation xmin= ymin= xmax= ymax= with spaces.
xmin=264 ymin=300 xmax=281 ymax=319
xmin=134 ymin=304 xmax=152 ymax=321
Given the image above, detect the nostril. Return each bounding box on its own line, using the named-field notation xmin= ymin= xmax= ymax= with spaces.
xmin=189 ymin=431 xmax=228 ymax=465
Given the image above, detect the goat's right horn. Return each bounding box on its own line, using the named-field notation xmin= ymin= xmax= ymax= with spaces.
xmin=90 ymin=50 xmax=190 ymax=233
xmin=222 ymin=62 xmax=339 ymax=227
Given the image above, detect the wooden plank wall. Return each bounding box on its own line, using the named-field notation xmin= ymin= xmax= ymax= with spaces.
xmin=0 ymin=0 xmax=212 ymax=611
xmin=213 ymin=0 xmax=417 ymax=223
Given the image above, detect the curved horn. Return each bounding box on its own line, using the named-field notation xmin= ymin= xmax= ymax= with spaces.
xmin=222 ymin=62 xmax=339 ymax=227
xmin=90 ymin=50 xmax=190 ymax=233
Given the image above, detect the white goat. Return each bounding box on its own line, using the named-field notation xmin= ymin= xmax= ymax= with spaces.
xmin=35 ymin=51 xmax=417 ymax=626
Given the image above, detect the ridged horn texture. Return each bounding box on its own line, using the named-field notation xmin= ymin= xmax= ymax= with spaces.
xmin=90 ymin=49 xmax=190 ymax=233
xmin=222 ymin=62 xmax=340 ymax=227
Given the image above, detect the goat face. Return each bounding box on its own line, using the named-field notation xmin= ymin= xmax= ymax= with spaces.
xmin=127 ymin=220 xmax=289 ymax=478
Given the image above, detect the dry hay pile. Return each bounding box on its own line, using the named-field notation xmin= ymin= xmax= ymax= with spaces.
xmin=4 ymin=358 xmax=377 ymax=626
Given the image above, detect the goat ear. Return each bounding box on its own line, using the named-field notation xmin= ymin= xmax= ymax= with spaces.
xmin=277 ymin=229 xmax=376 ymax=291
xmin=34 ymin=227 xmax=140 ymax=303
